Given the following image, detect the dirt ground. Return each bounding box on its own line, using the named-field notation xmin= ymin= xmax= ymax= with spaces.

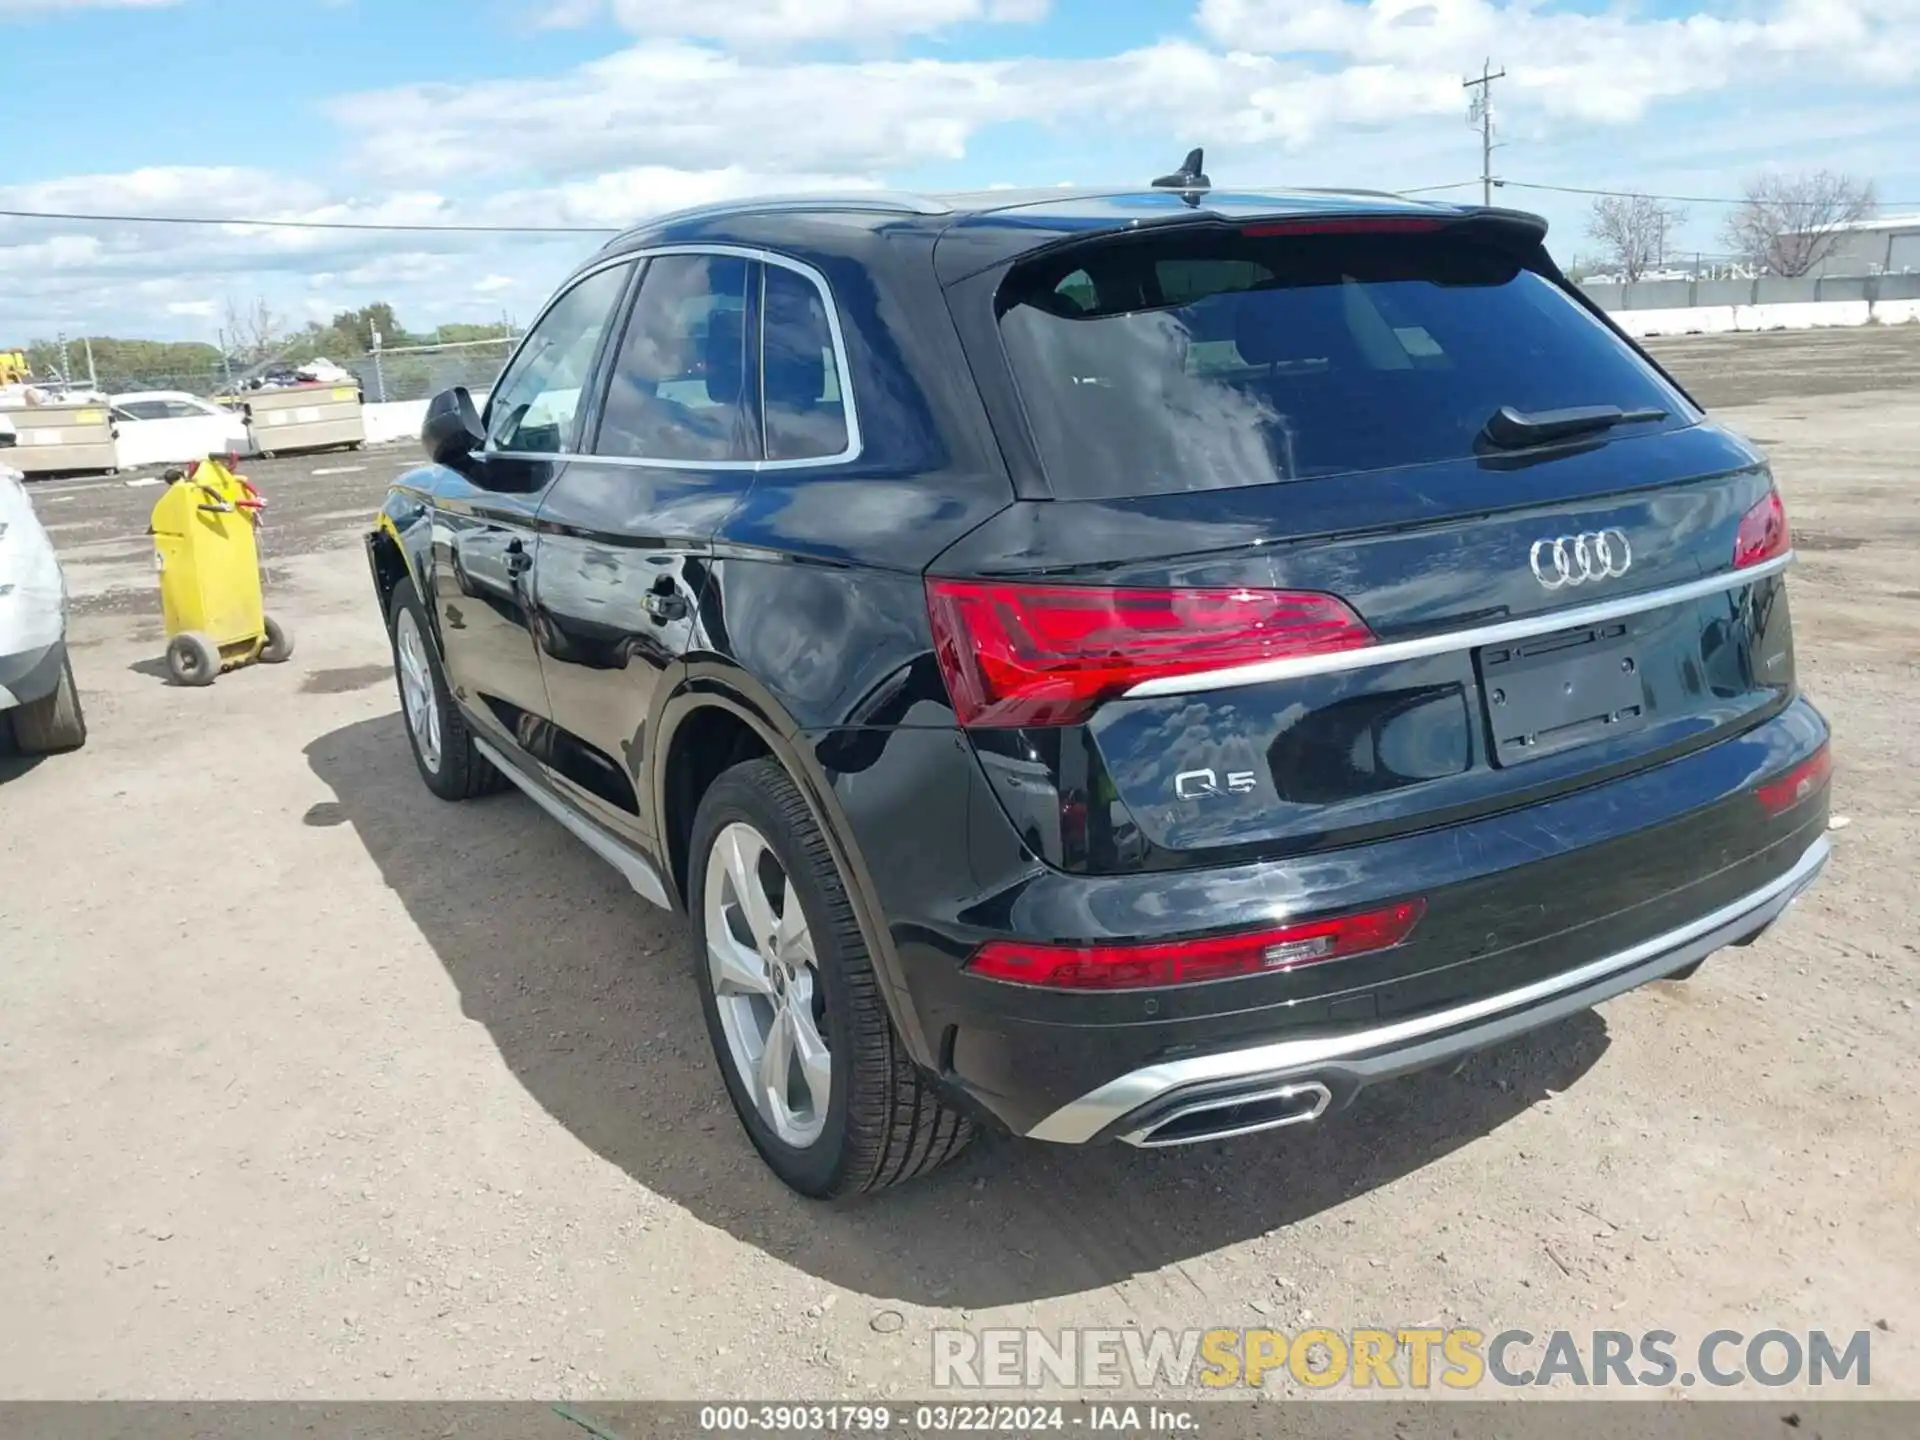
xmin=1 ymin=326 xmax=1915 ymax=1402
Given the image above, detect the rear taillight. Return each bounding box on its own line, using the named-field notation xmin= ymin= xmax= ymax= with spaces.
xmin=965 ymin=900 xmax=1426 ymax=990
xmin=1734 ymin=489 xmax=1790 ymax=570
xmin=925 ymin=579 xmax=1373 ymax=728
xmin=1756 ymin=744 xmax=1830 ymax=816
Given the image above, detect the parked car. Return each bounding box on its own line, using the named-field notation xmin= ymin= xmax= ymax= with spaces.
xmin=109 ymin=390 xmax=252 ymax=469
xmin=365 ymin=159 xmax=1831 ymax=1197
xmin=0 ymin=414 xmax=87 ymax=753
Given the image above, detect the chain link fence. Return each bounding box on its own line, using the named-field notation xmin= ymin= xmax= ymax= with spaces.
xmin=355 ymin=336 xmax=518 ymax=403
xmin=43 ymin=336 xmax=518 ymax=404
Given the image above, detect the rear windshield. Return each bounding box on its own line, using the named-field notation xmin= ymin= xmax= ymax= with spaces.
xmin=995 ymin=227 xmax=1692 ymax=499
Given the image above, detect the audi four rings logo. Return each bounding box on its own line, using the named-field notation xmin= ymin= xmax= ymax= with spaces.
xmin=1529 ymin=530 xmax=1633 ymax=589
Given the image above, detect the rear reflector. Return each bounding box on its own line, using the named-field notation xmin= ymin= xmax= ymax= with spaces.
xmin=1734 ymin=489 xmax=1790 ymax=570
xmin=966 ymin=901 xmax=1427 ymax=990
xmin=1755 ymin=744 xmax=1830 ymax=817
xmin=1240 ymin=217 xmax=1447 ymax=237
xmin=925 ymin=579 xmax=1374 ymax=728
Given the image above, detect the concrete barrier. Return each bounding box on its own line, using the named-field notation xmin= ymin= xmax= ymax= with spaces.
xmin=1609 ymin=297 xmax=1919 ymax=339
xmin=364 ymin=399 xmax=432 ymax=446
xmin=363 ymin=392 xmax=492 ymax=449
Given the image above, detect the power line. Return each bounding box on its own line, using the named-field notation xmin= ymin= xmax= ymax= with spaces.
xmin=1497 ymin=179 xmax=1920 ymax=208
xmin=3 ymin=181 xmax=1917 ymax=232
xmin=0 ymin=206 xmax=618 ymax=234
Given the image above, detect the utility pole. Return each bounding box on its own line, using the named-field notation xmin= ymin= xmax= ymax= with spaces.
xmin=1463 ymin=59 xmax=1506 ymax=206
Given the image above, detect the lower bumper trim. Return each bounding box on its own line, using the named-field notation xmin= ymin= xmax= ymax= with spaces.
xmin=1025 ymin=833 xmax=1831 ymax=1146
xmin=0 ymin=639 xmax=66 ymax=711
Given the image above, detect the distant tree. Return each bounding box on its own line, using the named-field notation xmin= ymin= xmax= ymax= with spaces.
xmin=221 ymin=296 xmax=288 ymax=366
xmin=23 ymin=336 xmax=223 ymax=389
xmin=1586 ymin=194 xmax=1688 ymax=283
xmin=1721 ymin=171 xmax=1876 ymax=277
xmin=330 ymin=302 xmax=410 ymax=348
xmin=1561 ymin=253 xmax=1602 ymax=283
xmin=433 ymin=321 xmax=518 ymax=344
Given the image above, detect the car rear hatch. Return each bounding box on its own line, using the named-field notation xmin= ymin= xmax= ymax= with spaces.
xmin=928 ymin=207 xmax=1803 ymax=881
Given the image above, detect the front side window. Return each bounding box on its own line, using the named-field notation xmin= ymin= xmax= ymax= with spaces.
xmin=762 ymin=264 xmax=849 ymax=462
xmin=486 ymin=262 xmax=632 ymax=454
xmin=595 ymin=254 xmax=757 ymax=463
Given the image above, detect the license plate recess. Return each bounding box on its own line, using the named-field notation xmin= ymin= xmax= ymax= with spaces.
xmin=1478 ymin=621 xmax=1647 ymax=767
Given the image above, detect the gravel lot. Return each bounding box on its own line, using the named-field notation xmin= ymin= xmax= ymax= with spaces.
xmin=2 ymin=325 xmax=1915 ymax=1401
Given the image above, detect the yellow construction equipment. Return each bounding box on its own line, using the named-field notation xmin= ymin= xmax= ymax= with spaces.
xmin=0 ymin=350 xmax=29 ymax=385
xmin=149 ymin=454 xmax=294 ymax=685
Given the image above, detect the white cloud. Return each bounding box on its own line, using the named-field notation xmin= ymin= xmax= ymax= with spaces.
xmin=543 ymin=0 xmax=1048 ymax=45
xmin=165 ymin=299 xmax=216 ymax=318
xmin=1196 ymin=0 xmax=1920 ymax=126
xmin=6 ymin=0 xmax=1920 ymax=338
xmin=486 ymin=163 xmax=883 ymax=228
xmin=329 ymin=0 xmax=1920 ymax=203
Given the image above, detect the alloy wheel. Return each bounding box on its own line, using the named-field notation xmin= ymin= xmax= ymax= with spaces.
xmin=704 ymin=821 xmax=831 ymax=1148
xmin=395 ymin=607 xmax=443 ymax=772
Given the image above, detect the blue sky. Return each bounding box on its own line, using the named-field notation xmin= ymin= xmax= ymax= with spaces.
xmin=3 ymin=0 xmax=1917 ymax=343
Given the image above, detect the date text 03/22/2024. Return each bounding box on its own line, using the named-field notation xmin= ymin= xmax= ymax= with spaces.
xmin=694 ymin=1403 xmax=1197 ymax=1432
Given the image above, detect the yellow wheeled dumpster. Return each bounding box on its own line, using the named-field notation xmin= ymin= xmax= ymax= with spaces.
xmin=149 ymin=455 xmax=293 ymax=686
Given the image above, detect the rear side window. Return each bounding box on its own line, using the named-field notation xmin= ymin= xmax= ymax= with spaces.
xmin=596 ymin=254 xmax=757 ymax=463
xmin=762 ymin=264 xmax=849 ymax=462
xmin=997 ymin=229 xmax=1690 ymax=499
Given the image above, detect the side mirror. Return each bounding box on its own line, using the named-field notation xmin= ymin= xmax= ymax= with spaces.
xmin=422 ymin=387 xmax=484 ymax=466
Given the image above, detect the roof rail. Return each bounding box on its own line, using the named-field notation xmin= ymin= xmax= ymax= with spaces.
xmin=606 ymin=191 xmax=953 ymax=243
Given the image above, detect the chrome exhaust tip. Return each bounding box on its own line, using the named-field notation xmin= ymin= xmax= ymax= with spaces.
xmin=1120 ymin=1080 xmax=1333 ymax=1148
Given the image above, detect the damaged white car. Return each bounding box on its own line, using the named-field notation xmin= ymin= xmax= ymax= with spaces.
xmin=0 ymin=413 xmax=87 ymax=753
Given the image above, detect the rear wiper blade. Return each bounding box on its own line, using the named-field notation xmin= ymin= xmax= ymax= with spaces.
xmin=1481 ymin=404 xmax=1669 ymax=449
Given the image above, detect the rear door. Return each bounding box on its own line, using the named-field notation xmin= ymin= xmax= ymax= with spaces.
xmin=529 ymin=249 xmax=762 ymax=846
xmin=432 ymin=259 xmax=634 ymax=758
xmin=934 ymin=218 xmax=1796 ymax=870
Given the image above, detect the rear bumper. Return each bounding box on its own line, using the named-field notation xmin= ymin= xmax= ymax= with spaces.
xmin=815 ymin=696 xmax=1832 ymax=1140
xmin=1031 ymin=832 xmax=1828 ymax=1145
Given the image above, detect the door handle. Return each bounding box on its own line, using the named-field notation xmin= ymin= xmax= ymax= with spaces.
xmin=504 ymin=539 xmax=532 ymax=577
xmin=643 ymin=590 xmax=688 ymax=623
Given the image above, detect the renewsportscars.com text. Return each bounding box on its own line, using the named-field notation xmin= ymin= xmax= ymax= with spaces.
xmin=932 ymin=1327 xmax=1873 ymax=1391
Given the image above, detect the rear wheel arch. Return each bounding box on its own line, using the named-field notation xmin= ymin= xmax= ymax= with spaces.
xmin=651 ymin=678 xmax=935 ymax=1065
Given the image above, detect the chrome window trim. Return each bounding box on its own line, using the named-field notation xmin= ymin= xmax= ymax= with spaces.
xmin=486 ymin=243 xmax=863 ymax=473
xmin=1122 ymin=550 xmax=1796 ymax=699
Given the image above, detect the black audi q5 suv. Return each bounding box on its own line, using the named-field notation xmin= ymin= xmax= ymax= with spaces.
xmin=367 ymin=160 xmax=1831 ymax=1196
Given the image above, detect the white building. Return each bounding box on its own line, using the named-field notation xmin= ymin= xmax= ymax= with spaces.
xmin=1811 ymin=215 xmax=1920 ymax=274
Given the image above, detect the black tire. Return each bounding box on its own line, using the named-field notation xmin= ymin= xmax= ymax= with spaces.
xmin=166 ymin=631 xmax=220 ymax=687
xmin=690 ymin=757 xmax=973 ymax=1197
xmin=11 ymin=653 xmax=88 ymax=753
xmin=386 ymin=577 xmax=506 ymax=801
xmin=260 ymin=614 xmax=294 ymax=664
